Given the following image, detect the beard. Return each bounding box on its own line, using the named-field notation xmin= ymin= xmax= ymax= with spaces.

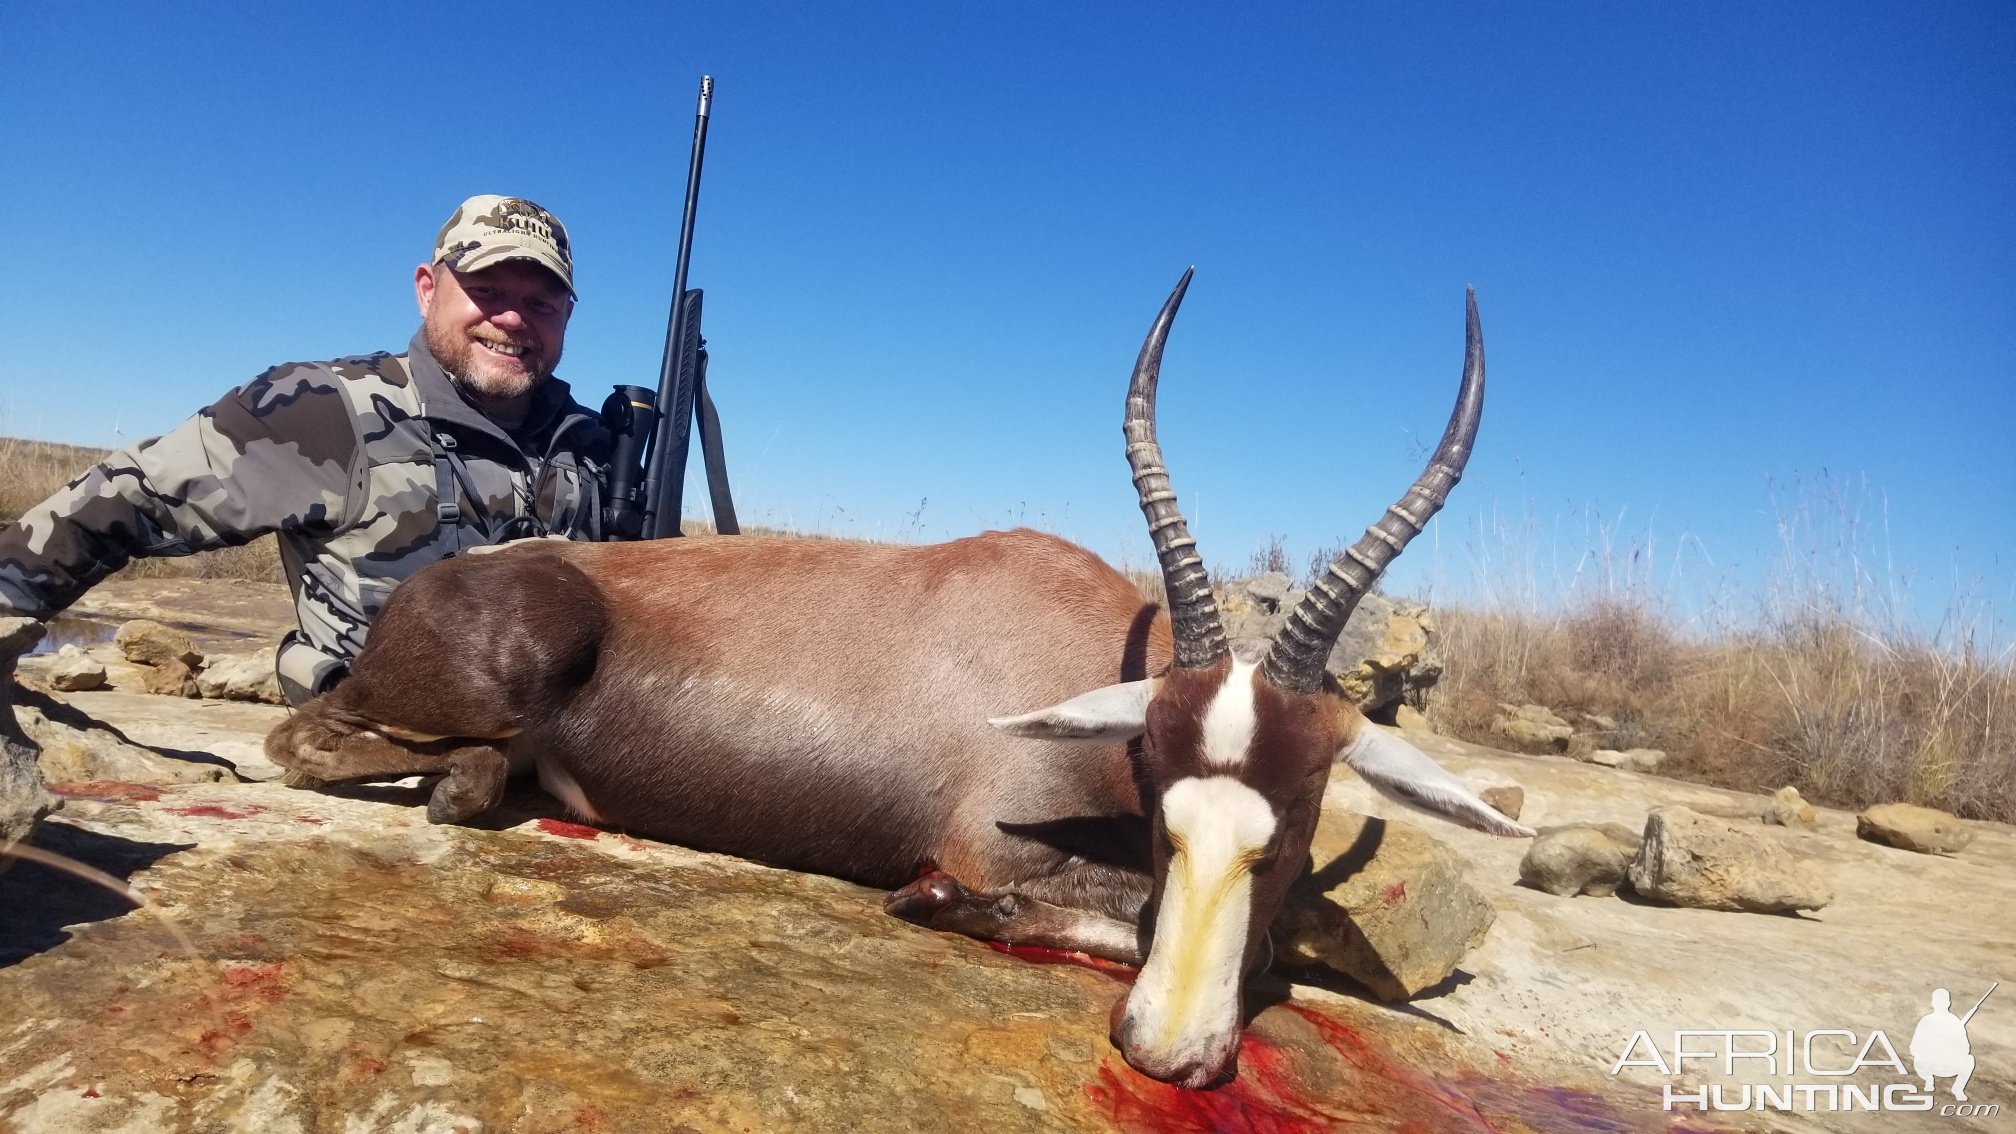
xmin=424 ymin=318 xmax=559 ymax=403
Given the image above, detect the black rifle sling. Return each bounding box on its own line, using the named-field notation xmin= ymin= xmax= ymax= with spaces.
xmin=692 ymin=351 xmax=739 ymax=534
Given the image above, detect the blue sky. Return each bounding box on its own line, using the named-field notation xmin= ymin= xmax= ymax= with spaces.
xmin=3 ymin=3 xmax=2010 ymax=633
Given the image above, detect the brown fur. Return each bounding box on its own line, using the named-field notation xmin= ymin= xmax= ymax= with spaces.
xmin=269 ymin=530 xmax=1170 ymax=895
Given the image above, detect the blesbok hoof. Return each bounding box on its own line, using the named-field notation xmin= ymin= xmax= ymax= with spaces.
xmin=883 ymin=870 xmax=970 ymax=920
xmin=885 ymin=872 xmax=1031 ymax=940
xmin=422 ymin=747 xmax=509 ymax=826
xmin=280 ymin=768 xmax=332 ymax=791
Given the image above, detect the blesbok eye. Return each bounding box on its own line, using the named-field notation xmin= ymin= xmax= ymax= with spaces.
xmin=1249 ymin=832 xmax=1285 ymax=873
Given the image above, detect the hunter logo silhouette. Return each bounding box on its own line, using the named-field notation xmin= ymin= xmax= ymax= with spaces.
xmin=1911 ymin=983 xmax=1994 ymax=1102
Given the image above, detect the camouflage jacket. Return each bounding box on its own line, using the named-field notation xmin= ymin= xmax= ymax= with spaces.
xmin=0 ymin=331 xmax=612 ymax=702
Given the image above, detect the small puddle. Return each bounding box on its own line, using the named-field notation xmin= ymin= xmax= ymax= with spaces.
xmin=28 ymin=614 xmax=262 ymax=656
xmin=30 ymin=615 xmax=122 ymax=656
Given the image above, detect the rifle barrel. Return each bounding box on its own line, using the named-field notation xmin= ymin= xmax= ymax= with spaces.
xmin=1961 ymin=981 xmax=1998 ymax=1025
xmin=642 ymin=74 xmax=715 ymax=539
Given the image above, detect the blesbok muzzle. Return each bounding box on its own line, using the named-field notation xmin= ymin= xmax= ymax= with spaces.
xmin=1112 ymin=775 xmax=1278 ymax=1089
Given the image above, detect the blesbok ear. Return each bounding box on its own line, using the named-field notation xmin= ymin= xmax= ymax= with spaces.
xmin=988 ymin=679 xmax=1160 ymax=743
xmin=1337 ymin=726 xmax=1535 ymax=838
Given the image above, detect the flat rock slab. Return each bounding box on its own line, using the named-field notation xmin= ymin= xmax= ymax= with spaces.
xmin=0 ymin=782 xmax=1690 ymax=1134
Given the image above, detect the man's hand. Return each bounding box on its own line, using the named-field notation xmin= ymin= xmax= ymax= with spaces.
xmin=0 ymin=616 xmax=58 ymax=845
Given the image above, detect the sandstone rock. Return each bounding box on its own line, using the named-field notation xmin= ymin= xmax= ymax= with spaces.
xmin=1589 ymin=820 xmax=1645 ymax=858
xmin=1763 ymin=786 xmax=1817 ymax=829
xmin=1220 ymin=586 xmax=1441 ymax=717
xmin=0 ymin=783 xmax=1665 ymax=1134
xmin=1278 ymin=809 xmax=1496 ymax=1001
xmin=114 ymin=618 xmax=205 ymax=669
xmin=1393 ymin=703 xmax=1433 ymax=732
xmin=1578 ymin=747 xmax=1664 ymax=773
xmin=140 ymin=658 xmax=203 ymax=698
xmin=1 ymin=616 xmax=58 ymax=844
xmin=1521 ymin=826 xmax=1631 ymax=897
xmin=0 ymin=616 xmax=43 ymax=658
xmin=195 ymin=648 xmax=283 ymax=704
xmin=1857 ymin=802 xmax=1972 ymax=855
xmin=45 ymin=644 xmax=109 ymax=692
xmin=1497 ymin=710 xmax=1573 ymax=751
xmin=1621 ymin=748 xmax=1665 ymax=772
xmin=1508 ymin=703 xmax=1570 ymax=728
xmin=21 ymin=703 xmax=233 ymax=786
xmin=1627 ymin=806 xmax=1831 ymax=913
xmin=1478 ymin=785 xmax=1524 ymax=821
xmin=1239 ymin=571 xmax=1292 ymax=610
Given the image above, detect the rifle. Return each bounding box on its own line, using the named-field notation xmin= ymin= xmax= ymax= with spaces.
xmin=603 ymin=74 xmax=739 ymax=540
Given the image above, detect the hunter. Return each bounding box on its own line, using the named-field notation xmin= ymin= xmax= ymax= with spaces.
xmin=0 ymin=194 xmax=613 ymax=840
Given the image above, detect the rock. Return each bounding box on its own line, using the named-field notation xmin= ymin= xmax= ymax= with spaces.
xmin=1478 ymin=785 xmax=1524 ymax=821
xmin=1 ymin=616 xmax=58 ymax=843
xmin=1577 ymin=747 xmax=1664 ymax=773
xmin=1277 ymin=810 xmax=1496 ymax=1001
xmin=114 ymin=618 xmax=204 ymax=669
xmin=1220 ymin=586 xmax=1442 ymax=717
xmin=1626 ymin=806 xmax=1831 ymax=913
xmin=1588 ymin=820 xmax=1645 ymax=857
xmin=1238 ymin=571 xmax=1293 ymax=611
xmin=0 ymin=782 xmax=1661 ymax=1134
xmin=140 ymin=659 xmax=202 ymax=698
xmin=45 ymin=645 xmax=108 ymax=692
xmin=1497 ymin=708 xmax=1573 ymax=751
xmin=1763 ymin=786 xmax=1817 ymax=829
xmin=195 ymin=648 xmax=284 ymax=704
xmin=1579 ymin=712 xmax=1618 ymax=731
xmin=0 ymin=737 xmax=56 ymax=846
xmin=1565 ymin=733 xmax=1599 ymax=758
xmin=20 ymin=703 xmax=234 ymax=786
xmin=1393 ymin=703 xmax=1433 ymax=732
xmin=0 ymin=617 xmax=44 ymax=658
xmin=1520 ymin=826 xmax=1631 ymax=897
xmin=1857 ymin=803 xmax=1973 ymax=855
xmin=1621 ymin=748 xmax=1665 ymax=772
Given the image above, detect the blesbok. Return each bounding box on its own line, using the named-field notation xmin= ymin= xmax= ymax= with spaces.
xmin=266 ymin=270 xmax=1531 ymax=1089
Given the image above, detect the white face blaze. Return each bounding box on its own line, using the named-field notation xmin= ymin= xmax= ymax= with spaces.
xmin=1198 ymin=659 xmax=1261 ymax=770
xmin=1121 ymin=775 xmax=1279 ymax=1082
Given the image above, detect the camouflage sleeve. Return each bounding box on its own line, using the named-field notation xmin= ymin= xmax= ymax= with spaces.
xmin=0 ymin=363 xmax=361 ymax=619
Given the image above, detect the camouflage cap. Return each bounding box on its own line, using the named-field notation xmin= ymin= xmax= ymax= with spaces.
xmin=431 ymin=195 xmax=575 ymax=295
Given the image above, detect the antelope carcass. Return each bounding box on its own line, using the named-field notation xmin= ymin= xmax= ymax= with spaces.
xmin=266 ymin=271 xmax=1530 ymax=1089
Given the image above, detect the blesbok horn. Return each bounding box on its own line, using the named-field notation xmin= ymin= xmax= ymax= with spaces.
xmin=1260 ymin=288 xmax=1485 ymax=694
xmin=1125 ymin=268 xmax=1228 ymax=670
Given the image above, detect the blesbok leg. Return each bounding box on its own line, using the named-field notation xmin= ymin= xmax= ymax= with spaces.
xmin=884 ymin=866 xmax=1151 ymax=964
xmin=265 ymin=707 xmax=511 ymax=825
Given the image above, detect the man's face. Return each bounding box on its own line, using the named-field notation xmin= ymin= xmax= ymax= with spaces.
xmin=415 ymin=259 xmax=573 ymax=402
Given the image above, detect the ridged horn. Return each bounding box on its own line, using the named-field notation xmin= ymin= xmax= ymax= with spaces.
xmin=1260 ymin=288 xmax=1485 ymax=694
xmin=1125 ymin=268 xmax=1228 ymax=670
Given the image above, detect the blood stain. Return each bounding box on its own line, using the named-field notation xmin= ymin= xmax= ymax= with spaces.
xmin=52 ymin=781 xmax=161 ymax=803
xmin=987 ymin=941 xmax=1140 ymax=981
xmin=536 ymin=818 xmax=602 ymax=840
xmin=165 ymin=803 xmax=263 ymax=820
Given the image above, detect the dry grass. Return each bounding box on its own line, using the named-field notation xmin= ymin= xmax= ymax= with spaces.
xmin=1431 ymin=600 xmax=2016 ymax=821
xmin=0 ymin=436 xmax=284 ymax=585
xmin=1421 ymin=481 xmax=2016 ymax=822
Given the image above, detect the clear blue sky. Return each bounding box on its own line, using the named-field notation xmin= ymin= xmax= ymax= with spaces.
xmin=3 ymin=3 xmax=2010 ymax=633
